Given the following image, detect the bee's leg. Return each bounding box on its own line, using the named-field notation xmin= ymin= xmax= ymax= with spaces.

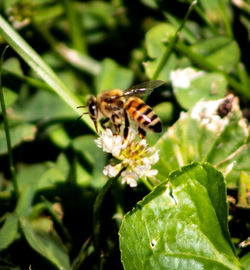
xmin=111 ymin=113 xmax=121 ymax=134
xmin=138 ymin=127 xmax=146 ymax=139
xmin=123 ymin=109 xmax=130 ymax=140
xmin=101 ymin=118 xmax=110 ymax=130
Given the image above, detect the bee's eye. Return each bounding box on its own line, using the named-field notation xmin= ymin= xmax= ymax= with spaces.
xmin=89 ymin=100 xmax=96 ymax=117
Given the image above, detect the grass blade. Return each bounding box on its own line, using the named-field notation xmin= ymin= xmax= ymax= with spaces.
xmin=0 ymin=15 xmax=95 ymax=132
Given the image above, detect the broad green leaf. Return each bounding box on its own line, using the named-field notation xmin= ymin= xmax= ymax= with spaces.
xmin=0 ymin=123 xmax=36 ymax=155
xmin=0 ymin=213 xmax=18 ymax=250
xmin=240 ymin=252 xmax=250 ymax=270
xmin=95 ymin=58 xmax=134 ymax=93
xmin=48 ymin=124 xmax=72 ymax=149
xmin=153 ymin=102 xmax=174 ymax=124
xmin=17 ymin=163 xmax=51 ymax=189
xmin=37 ymin=167 xmax=66 ymax=189
xmin=171 ymin=67 xmax=227 ymax=109
xmin=72 ymin=135 xmax=107 ymax=188
xmin=120 ymin=163 xmax=240 ymax=270
xmin=154 ymin=96 xmax=249 ymax=187
xmin=199 ymin=0 xmax=222 ymax=22
xmin=20 ymin=217 xmax=70 ymax=270
xmin=15 ymin=184 xmax=36 ymax=217
xmin=2 ymin=57 xmax=23 ymax=76
xmin=0 ymin=87 xmax=18 ymax=109
xmin=55 ymin=153 xmax=70 ymax=177
xmin=190 ymin=36 xmax=240 ymax=73
xmin=11 ymin=91 xmax=76 ymax=122
xmin=145 ymin=23 xmax=178 ymax=80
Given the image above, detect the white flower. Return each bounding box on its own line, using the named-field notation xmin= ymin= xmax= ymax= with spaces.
xmin=94 ymin=127 xmax=160 ymax=187
xmin=170 ymin=67 xmax=205 ymax=88
xmin=103 ymin=164 xmax=121 ymax=178
xmin=94 ymin=129 xmax=125 ymax=157
xmin=121 ymin=171 xmax=138 ymax=187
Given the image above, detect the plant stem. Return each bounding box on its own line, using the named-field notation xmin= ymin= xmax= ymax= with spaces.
xmin=0 ymin=46 xmax=19 ymax=199
xmin=152 ymin=0 xmax=197 ymax=80
xmin=218 ymin=0 xmax=233 ymax=38
xmin=187 ymin=0 xmax=218 ymax=34
xmin=141 ymin=177 xmax=154 ymax=191
xmin=63 ymin=0 xmax=87 ymax=54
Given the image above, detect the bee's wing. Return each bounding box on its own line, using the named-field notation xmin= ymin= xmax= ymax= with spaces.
xmin=122 ymin=80 xmax=165 ymax=98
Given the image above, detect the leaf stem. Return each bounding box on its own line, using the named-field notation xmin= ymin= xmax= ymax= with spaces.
xmin=152 ymin=0 xmax=197 ymax=80
xmin=187 ymin=0 xmax=218 ymax=34
xmin=218 ymin=0 xmax=233 ymax=38
xmin=63 ymin=0 xmax=87 ymax=54
xmin=0 ymin=46 xmax=19 ymax=199
xmin=141 ymin=177 xmax=154 ymax=191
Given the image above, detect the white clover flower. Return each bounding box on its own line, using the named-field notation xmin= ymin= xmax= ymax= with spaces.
xmin=121 ymin=171 xmax=138 ymax=187
xmin=94 ymin=128 xmax=160 ymax=187
xmin=103 ymin=164 xmax=121 ymax=178
xmin=170 ymin=67 xmax=205 ymax=89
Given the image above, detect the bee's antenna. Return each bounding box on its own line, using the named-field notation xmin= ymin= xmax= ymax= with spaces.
xmin=77 ymin=105 xmax=87 ymax=109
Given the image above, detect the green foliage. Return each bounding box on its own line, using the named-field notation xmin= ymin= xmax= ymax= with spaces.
xmin=0 ymin=0 xmax=249 ymax=269
xmin=154 ymin=96 xmax=250 ymax=187
xmin=119 ymin=163 xmax=240 ymax=270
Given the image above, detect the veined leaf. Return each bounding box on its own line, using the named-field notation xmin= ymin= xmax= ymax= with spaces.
xmin=119 ymin=163 xmax=241 ymax=270
xmin=20 ymin=217 xmax=70 ymax=270
xmin=154 ymin=95 xmax=249 ymax=187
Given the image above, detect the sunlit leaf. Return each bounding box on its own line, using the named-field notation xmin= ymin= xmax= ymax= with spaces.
xmin=171 ymin=68 xmax=227 ymax=109
xmin=20 ymin=217 xmax=71 ymax=270
xmin=154 ymin=95 xmax=249 ymax=187
xmin=191 ymin=36 xmax=240 ymax=73
xmin=0 ymin=123 xmax=36 ymax=155
xmin=0 ymin=213 xmax=18 ymax=250
xmin=120 ymin=163 xmax=241 ymax=270
xmin=145 ymin=23 xmax=178 ymax=80
xmin=95 ymin=58 xmax=134 ymax=93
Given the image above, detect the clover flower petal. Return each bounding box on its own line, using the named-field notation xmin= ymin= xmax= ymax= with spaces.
xmin=94 ymin=127 xmax=160 ymax=187
xmin=121 ymin=171 xmax=138 ymax=187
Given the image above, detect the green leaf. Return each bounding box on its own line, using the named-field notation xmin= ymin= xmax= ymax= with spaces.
xmin=0 ymin=213 xmax=18 ymax=250
xmin=171 ymin=68 xmax=227 ymax=109
xmin=11 ymin=91 xmax=75 ymax=122
xmin=48 ymin=124 xmax=72 ymax=149
xmin=17 ymin=163 xmax=50 ymax=189
xmin=145 ymin=23 xmax=178 ymax=80
xmin=119 ymin=163 xmax=241 ymax=270
xmin=0 ymin=87 xmax=18 ymax=109
xmin=240 ymin=252 xmax=250 ymax=270
xmin=199 ymin=0 xmax=223 ymax=23
xmin=15 ymin=184 xmax=36 ymax=217
xmin=190 ymin=36 xmax=240 ymax=73
xmin=238 ymin=171 xmax=250 ymax=207
xmin=154 ymin=96 xmax=249 ymax=187
xmin=72 ymin=135 xmax=107 ymax=188
xmin=2 ymin=57 xmax=23 ymax=76
xmin=95 ymin=58 xmax=134 ymax=93
xmin=37 ymin=167 xmax=66 ymax=189
xmin=0 ymin=123 xmax=36 ymax=155
xmin=20 ymin=217 xmax=71 ymax=270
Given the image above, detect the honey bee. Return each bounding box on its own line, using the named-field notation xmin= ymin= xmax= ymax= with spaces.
xmin=78 ymin=80 xmax=165 ymax=139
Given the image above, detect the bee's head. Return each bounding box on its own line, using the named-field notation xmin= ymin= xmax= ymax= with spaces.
xmin=87 ymin=96 xmax=97 ymax=119
xmin=87 ymin=96 xmax=99 ymax=133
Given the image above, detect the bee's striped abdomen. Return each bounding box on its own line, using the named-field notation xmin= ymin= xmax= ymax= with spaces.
xmin=125 ymin=97 xmax=162 ymax=133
